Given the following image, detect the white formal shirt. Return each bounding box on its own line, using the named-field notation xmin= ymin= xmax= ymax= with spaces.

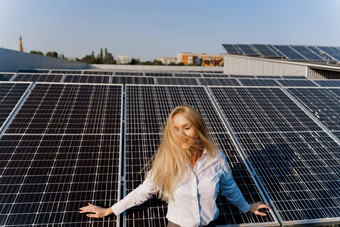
xmin=111 ymin=150 xmax=250 ymax=227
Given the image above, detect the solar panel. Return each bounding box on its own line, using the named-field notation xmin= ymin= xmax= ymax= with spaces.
xmin=145 ymin=72 xmax=173 ymax=77
xmin=126 ymin=86 xmax=227 ymax=134
xmin=0 ymin=134 xmax=121 ymax=226
xmin=289 ymin=46 xmax=325 ymax=61
xmin=14 ymin=74 xmax=63 ymax=82
xmin=64 ymin=75 xmax=110 ymax=83
xmin=18 ymin=69 xmax=50 ymax=73
xmin=277 ymin=80 xmax=317 ymax=87
xmin=239 ymin=79 xmax=280 ymax=87
xmin=201 ymin=74 xmax=229 ymax=78
xmin=235 ymin=131 xmax=340 ymax=225
xmin=222 ymin=44 xmax=241 ymax=54
xmin=198 ymin=78 xmax=240 ymax=86
xmin=281 ymin=76 xmax=307 ymax=80
xmin=0 ymin=83 xmax=31 ymax=131
xmin=256 ymin=75 xmax=282 ymax=79
xmin=272 ymin=45 xmax=307 ymax=60
xmin=83 ymin=71 xmax=113 ymax=75
xmin=5 ymin=84 xmax=122 ymax=134
xmin=316 ymin=46 xmax=340 ymax=61
xmin=230 ymin=75 xmax=255 ymax=79
xmin=115 ymin=72 xmax=143 ymax=76
xmin=0 ymin=73 xmax=14 ymax=81
xmin=287 ymin=88 xmax=340 ymax=131
xmin=314 ymin=80 xmax=340 ymax=87
xmin=235 ymin=44 xmax=259 ymax=56
xmin=111 ymin=76 xmax=155 ymax=84
xmin=156 ymin=77 xmax=198 ymax=85
xmin=51 ymin=70 xmax=82 ymax=74
xmin=252 ymin=44 xmax=280 ymax=57
xmin=209 ymin=87 xmax=322 ymax=133
xmin=173 ymin=73 xmax=201 ymax=77
xmin=125 ymin=85 xmax=276 ymax=226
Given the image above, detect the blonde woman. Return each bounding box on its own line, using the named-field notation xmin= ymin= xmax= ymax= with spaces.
xmin=80 ymin=105 xmax=270 ymax=226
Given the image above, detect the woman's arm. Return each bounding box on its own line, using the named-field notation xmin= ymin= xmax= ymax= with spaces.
xmin=79 ymin=177 xmax=157 ymax=218
xmin=219 ymin=153 xmax=269 ymax=215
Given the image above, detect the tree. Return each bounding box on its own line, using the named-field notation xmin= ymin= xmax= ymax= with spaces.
xmin=130 ymin=58 xmax=139 ymax=65
xmin=30 ymin=50 xmax=43 ymax=55
xmin=46 ymin=51 xmax=58 ymax=58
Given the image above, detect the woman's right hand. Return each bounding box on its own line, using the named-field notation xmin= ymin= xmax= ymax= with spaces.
xmin=79 ymin=203 xmax=113 ymax=218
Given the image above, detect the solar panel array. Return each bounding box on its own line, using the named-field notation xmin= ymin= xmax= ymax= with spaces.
xmin=222 ymin=44 xmax=340 ymax=63
xmin=1 ymin=67 xmax=340 ymax=226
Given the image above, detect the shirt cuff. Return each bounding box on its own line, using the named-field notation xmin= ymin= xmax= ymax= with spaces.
xmin=111 ymin=202 xmax=125 ymax=216
xmin=240 ymin=203 xmax=251 ymax=214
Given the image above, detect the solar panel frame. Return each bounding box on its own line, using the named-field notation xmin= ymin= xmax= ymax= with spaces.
xmin=235 ymin=44 xmax=259 ymax=56
xmin=271 ymin=45 xmax=307 ymax=61
xmin=239 ymin=79 xmax=280 ymax=87
xmin=83 ymin=71 xmax=113 ymax=75
xmin=111 ymin=76 xmax=155 ymax=84
xmin=198 ymin=78 xmax=241 ymax=86
xmin=251 ymin=44 xmax=280 ymax=57
xmin=289 ymin=46 xmax=325 ymax=61
xmin=222 ymin=44 xmax=242 ymax=54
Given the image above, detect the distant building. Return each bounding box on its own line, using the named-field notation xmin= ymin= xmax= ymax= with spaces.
xmin=176 ymin=52 xmax=224 ymax=66
xmin=156 ymin=57 xmax=177 ymax=65
xmin=117 ymin=55 xmax=129 ymax=64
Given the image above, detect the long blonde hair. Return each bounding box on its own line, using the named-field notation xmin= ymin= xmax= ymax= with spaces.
xmin=147 ymin=105 xmax=217 ymax=202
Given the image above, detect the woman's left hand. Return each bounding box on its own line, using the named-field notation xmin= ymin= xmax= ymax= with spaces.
xmin=249 ymin=202 xmax=270 ymax=216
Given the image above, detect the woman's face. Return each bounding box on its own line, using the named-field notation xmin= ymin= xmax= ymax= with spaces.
xmin=172 ymin=113 xmax=197 ymax=149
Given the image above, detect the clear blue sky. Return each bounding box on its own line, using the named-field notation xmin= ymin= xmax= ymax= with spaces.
xmin=1 ymin=0 xmax=339 ymax=61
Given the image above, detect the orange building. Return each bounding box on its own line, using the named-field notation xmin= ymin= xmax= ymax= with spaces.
xmin=176 ymin=52 xmax=224 ymax=66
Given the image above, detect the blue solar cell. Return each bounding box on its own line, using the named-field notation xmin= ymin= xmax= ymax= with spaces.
xmin=289 ymin=46 xmax=325 ymax=61
xmin=272 ymin=45 xmax=307 ymax=60
xmin=314 ymin=80 xmax=340 ymax=87
xmin=316 ymin=46 xmax=340 ymax=61
xmin=235 ymin=44 xmax=258 ymax=55
xmin=222 ymin=44 xmax=241 ymax=54
xmin=252 ymin=44 xmax=280 ymax=57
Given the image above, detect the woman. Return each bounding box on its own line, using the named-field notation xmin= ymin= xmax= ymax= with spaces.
xmin=80 ymin=105 xmax=270 ymax=226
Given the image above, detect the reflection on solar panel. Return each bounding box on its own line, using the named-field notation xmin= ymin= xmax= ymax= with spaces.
xmin=235 ymin=131 xmax=340 ymax=225
xmin=222 ymin=44 xmax=241 ymax=54
xmin=252 ymin=44 xmax=280 ymax=57
xmin=0 ymin=73 xmax=14 ymax=81
xmin=115 ymin=72 xmax=143 ymax=76
xmin=230 ymin=75 xmax=255 ymax=79
xmin=287 ymin=88 xmax=340 ymax=131
xmin=239 ymin=79 xmax=280 ymax=87
xmin=14 ymin=74 xmax=63 ymax=82
xmin=18 ymin=69 xmax=50 ymax=73
xmin=202 ymin=74 xmax=229 ymax=78
xmin=277 ymin=80 xmax=317 ymax=87
xmin=199 ymin=78 xmax=240 ymax=86
xmin=83 ymin=71 xmax=113 ymax=75
xmin=0 ymin=134 xmax=121 ymax=226
xmin=156 ymin=77 xmax=198 ymax=85
xmin=281 ymin=76 xmax=306 ymax=80
xmin=209 ymin=87 xmax=321 ymax=133
xmin=289 ymin=46 xmax=325 ymax=61
xmin=6 ymin=84 xmax=122 ymax=134
xmin=314 ymin=80 xmax=340 ymax=87
xmin=125 ymin=85 xmax=275 ymax=226
xmin=145 ymin=72 xmax=173 ymax=77
xmin=235 ymin=44 xmax=258 ymax=55
xmin=256 ymin=75 xmax=282 ymax=79
xmin=51 ymin=70 xmax=82 ymax=74
xmin=272 ymin=45 xmax=307 ymax=60
xmin=0 ymin=83 xmax=30 ymax=130
xmin=64 ymin=75 xmax=110 ymax=83
xmin=111 ymin=76 xmax=155 ymax=84
xmin=173 ymin=73 xmax=201 ymax=77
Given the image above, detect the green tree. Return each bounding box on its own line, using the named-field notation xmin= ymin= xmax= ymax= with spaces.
xmin=46 ymin=51 xmax=58 ymax=58
xmin=30 ymin=50 xmax=44 ymax=55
